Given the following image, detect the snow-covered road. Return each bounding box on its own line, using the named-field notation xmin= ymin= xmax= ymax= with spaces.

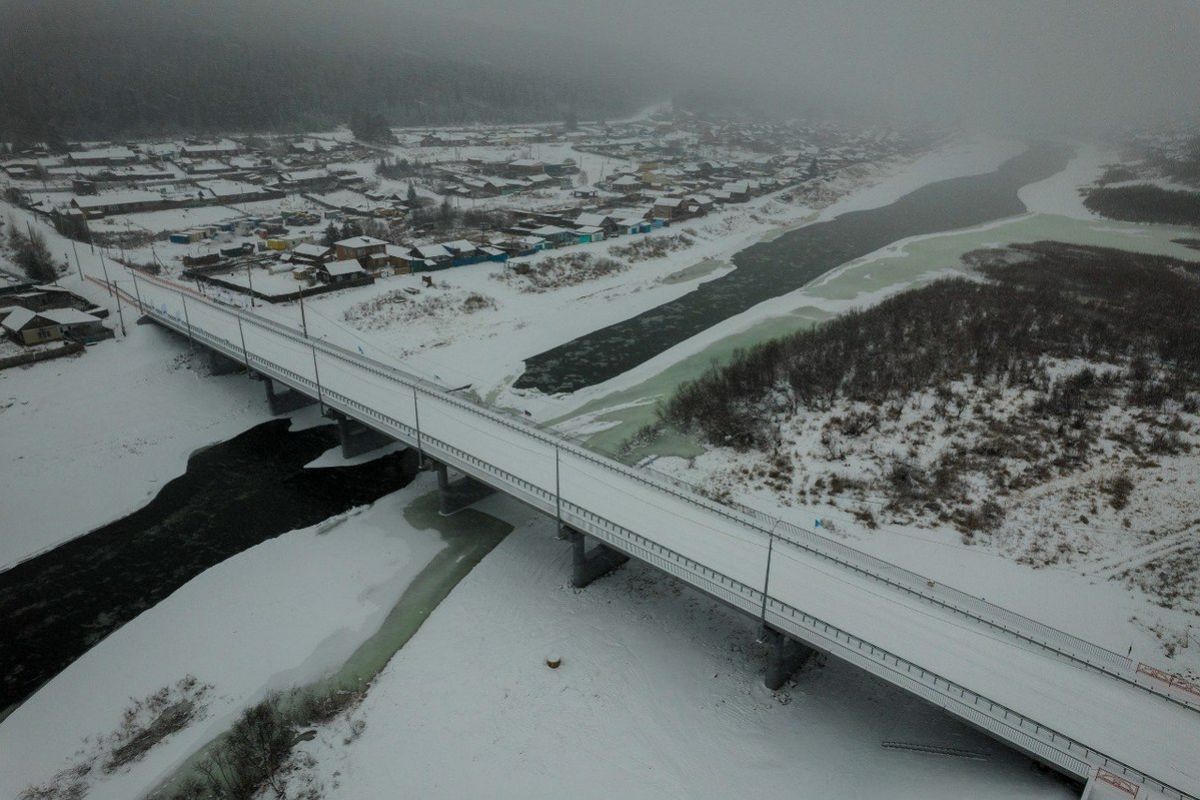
xmin=129 ymin=272 xmax=1200 ymax=799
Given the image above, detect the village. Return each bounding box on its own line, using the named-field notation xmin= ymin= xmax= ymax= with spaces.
xmin=0 ymin=110 xmax=915 ymax=363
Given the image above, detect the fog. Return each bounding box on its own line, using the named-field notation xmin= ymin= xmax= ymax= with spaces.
xmin=433 ymin=0 xmax=1200 ymax=134
xmin=3 ymin=0 xmax=1199 ymax=138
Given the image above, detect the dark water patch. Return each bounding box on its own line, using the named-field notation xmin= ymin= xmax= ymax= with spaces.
xmin=0 ymin=419 xmax=417 ymax=717
xmin=516 ymin=143 xmax=1073 ymax=394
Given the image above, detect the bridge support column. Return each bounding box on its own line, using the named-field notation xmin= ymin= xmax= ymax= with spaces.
xmin=332 ymin=411 xmax=394 ymax=459
xmin=762 ymin=627 xmax=816 ymax=691
xmin=567 ymin=528 xmax=629 ymax=588
xmin=263 ymin=377 xmax=317 ymax=415
xmin=434 ymin=462 xmax=496 ymax=515
xmin=205 ymin=349 xmax=242 ymax=376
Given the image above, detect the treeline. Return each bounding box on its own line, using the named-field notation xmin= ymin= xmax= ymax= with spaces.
xmin=1083 ymin=185 xmax=1200 ymax=227
xmin=664 ymin=242 xmax=1200 ymax=450
xmin=0 ymin=1 xmax=646 ymax=144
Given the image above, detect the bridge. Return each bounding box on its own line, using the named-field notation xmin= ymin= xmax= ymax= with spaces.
xmin=119 ymin=271 xmax=1199 ymax=799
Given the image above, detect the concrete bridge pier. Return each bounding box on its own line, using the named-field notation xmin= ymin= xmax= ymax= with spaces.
xmin=762 ymin=627 xmax=816 ymax=690
xmin=331 ymin=411 xmax=394 ymax=458
xmin=205 ymin=349 xmax=242 ymax=376
xmin=567 ymin=528 xmax=629 ymax=588
xmin=434 ymin=462 xmax=496 ymax=515
xmin=262 ymin=377 xmax=317 ymax=415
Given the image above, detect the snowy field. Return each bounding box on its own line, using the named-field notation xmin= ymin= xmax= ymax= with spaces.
xmin=0 ymin=485 xmax=1077 ymax=800
xmin=286 ymin=507 xmax=1075 ymax=800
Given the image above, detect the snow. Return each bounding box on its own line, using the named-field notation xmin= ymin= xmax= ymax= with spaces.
xmin=290 ymin=509 xmax=1074 ymax=800
xmin=0 ymin=324 xmax=268 ymax=569
xmin=126 ymin=275 xmax=1200 ymax=795
xmin=0 ymin=476 xmax=447 ymax=800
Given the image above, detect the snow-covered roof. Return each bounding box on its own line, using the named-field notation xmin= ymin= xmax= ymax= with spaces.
xmin=71 ymin=190 xmax=162 ymax=209
xmin=292 ymin=243 xmax=332 ymax=258
xmin=653 ymin=197 xmax=684 ymax=208
xmin=414 ymin=244 xmax=451 ymax=260
xmin=335 ymin=236 xmax=388 ymax=249
xmin=322 ymin=259 xmax=366 ymax=277
xmin=68 ymin=146 xmax=136 ymax=161
xmin=441 ymin=239 xmax=477 ymax=255
xmin=0 ymin=307 xmax=39 ymax=332
xmin=574 ymin=213 xmax=612 ymax=227
xmin=532 ymin=225 xmax=572 ymax=236
xmin=41 ymin=308 xmax=101 ymax=326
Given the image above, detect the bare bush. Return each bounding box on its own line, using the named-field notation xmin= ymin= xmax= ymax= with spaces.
xmin=494 ymin=252 xmax=627 ymax=293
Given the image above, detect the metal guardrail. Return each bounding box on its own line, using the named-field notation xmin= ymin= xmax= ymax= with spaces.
xmin=134 ymin=278 xmax=1197 ymax=800
xmin=136 ymin=272 xmax=1195 ymax=709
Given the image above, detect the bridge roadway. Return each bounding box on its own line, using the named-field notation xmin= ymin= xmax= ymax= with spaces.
xmin=128 ymin=273 xmax=1200 ymax=799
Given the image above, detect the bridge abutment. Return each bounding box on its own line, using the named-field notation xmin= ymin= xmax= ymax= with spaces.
xmin=567 ymin=527 xmax=629 ymax=588
xmin=262 ymin=377 xmax=317 ymax=415
xmin=762 ymin=627 xmax=816 ymax=690
xmin=434 ymin=462 xmax=496 ymax=515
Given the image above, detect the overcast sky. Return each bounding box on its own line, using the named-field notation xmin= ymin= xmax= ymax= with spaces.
xmin=431 ymin=0 xmax=1200 ymax=134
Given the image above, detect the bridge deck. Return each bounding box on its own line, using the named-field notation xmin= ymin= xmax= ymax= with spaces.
xmin=132 ymin=274 xmax=1200 ymax=799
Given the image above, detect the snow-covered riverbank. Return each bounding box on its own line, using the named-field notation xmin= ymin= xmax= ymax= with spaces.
xmin=0 ymin=475 xmax=453 ymax=800
xmin=0 ymin=324 xmax=269 ymax=569
xmin=283 ymin=507 xmax=1074 ymax=800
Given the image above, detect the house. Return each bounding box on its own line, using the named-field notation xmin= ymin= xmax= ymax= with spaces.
xmin=502 ymin=159 xmax=546 ymax=178
xmin=67 ymin=146 xmax=137 ymax=166
xmin=721 ymin=181 xmax=752 ymax=202
xmin=575 ymin=225 xmax=605 ymax=244
xmin=573 ymin=213 xmax=621 ymax=238
xmin=277 ymin=169 xmax=335 ymax=192
xmin=40 ymin=308 xmax=109 ymax=342
xmin=70 ymin=190 xmax=168 ymax=218
xmin=530 ymin=225 xmax=578 ymax=249
xmin=290 ymin=243 xmax=333 ymax=266
xmin=411 ymin=243 xmax=453 ymax=269
xmin=651 ymin=197 xmax=685 ymax=220
xmin=316 ymin=259 xmax=370 ymax=285
xmin=1 ymin=307 xmax=61 ymax=345
xmin=181 ymin=140 xmax=241 ymax=158
xmin=334 ymin=235 xmax=389 ymax=261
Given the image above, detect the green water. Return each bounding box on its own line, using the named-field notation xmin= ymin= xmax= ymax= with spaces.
xmin=149 ymin=487 xmax=511 ymax=798
xmin=553 ymin=212 xmax=1200 ymax=459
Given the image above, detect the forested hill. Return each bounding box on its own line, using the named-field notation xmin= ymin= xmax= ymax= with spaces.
xmin=0 ymin=0 xmax=658 ymax=143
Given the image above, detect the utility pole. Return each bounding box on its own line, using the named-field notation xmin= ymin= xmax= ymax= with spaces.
xmin=759 ymin=517 xmax=782 ymax=631
xmin=113 ymin=282 xmax=127 ymax=337
xmin=297 ymin=281 xmax=308 ymax=337
xmin=246 ymin=262 xmax=256 ymax=308
xmin=311 ymin=343 xmax=324 ymax=415
xmin=180 ymin=291 xmax=193 ymax=349
xmin=555 ymin=443 xmax=563 ymax=533
xmin=70 ymin=239 xmax=82 ymax=281
xmin=237 ymin=314 xmax=251 ymax=377
xmin=130 ymin=270 xmax=144 ymax=314
xmin=413 ymin=385 xmax=424 ymax=465
xmin=98 ymin=249 xmax=113 ymax=296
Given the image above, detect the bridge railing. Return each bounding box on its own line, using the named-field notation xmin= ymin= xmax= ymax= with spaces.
xmin=137 ymin=272 xmax=1182 ymax=703
xmin=138 ymin=292 xmax=1196 ymax=800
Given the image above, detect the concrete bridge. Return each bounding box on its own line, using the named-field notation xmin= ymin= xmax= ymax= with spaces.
xmin=122 ymin=272 xmax=1200 ymax=800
